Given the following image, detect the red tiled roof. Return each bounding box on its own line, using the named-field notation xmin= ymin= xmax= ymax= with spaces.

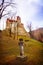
xmin=7 ymin=18 xmax=16 ymax=22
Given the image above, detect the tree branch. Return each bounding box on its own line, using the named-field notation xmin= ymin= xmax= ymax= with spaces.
xmin=2 ymin=10 xmax=17 ymax=17
xmin=0 ymin=0 xmax=17 ymax=19
xmin=2 ymin=12 xmax=10 ymax=17
xmin=2 ymin=3 xmax=11 ymax=13
xmin=2 ymin=2 xmax=16 ymax=14
xmin=0 ymin=0 xmax=4 ymax=11
xmin=2 ymin=0 xmax=4 ymax=5
xmin=4 ymin=2 xmax=16 ymax=5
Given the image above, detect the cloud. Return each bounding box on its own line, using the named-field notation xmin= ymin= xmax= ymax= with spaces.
xmin=16 ymin=0 xmax=43 ymax=30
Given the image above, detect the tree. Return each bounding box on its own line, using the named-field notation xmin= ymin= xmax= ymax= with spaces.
xmin=27 ymin=22 xmax=32 ymax=38
xmin=0 ymin=0 xmax=16 ymax=19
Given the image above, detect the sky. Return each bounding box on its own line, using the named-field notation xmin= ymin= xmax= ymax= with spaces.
xmin=0 ymin=0 xmax=43 ymax=31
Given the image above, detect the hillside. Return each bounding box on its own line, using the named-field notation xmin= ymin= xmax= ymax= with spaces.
xmin=0 ymin=30 xmax=43 ymax=65
xmin=30 ymin=28 xmax=43 ymax=42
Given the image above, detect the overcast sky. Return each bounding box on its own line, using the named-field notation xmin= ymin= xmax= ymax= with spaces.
xmin=0 ymin=0 xmax=43 ymax=31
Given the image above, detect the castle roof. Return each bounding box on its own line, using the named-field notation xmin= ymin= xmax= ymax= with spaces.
xmin=7 ymin=18 xmax=17 ymax=23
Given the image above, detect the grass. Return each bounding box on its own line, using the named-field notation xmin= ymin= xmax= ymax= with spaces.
xmin=0 ymin=31 xmax=43 ymax=65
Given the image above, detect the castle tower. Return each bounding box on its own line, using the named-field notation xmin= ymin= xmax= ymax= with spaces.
xmin=17 ymin=16 xmax=21 ymax=24
xmin=16 ymin=16 xmax=27 ymax=36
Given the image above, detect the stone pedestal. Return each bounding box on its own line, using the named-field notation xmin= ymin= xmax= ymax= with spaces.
xmin=17 ymin=55 xmax=27 ymax=61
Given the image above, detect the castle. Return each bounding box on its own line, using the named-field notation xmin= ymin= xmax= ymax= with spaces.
xmin=6 ymin=16 xmax=28 ymax=37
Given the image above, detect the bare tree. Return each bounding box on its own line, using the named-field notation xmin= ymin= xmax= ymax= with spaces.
xmin=0 ymin=0 xmax=16 ymax=19
xmin=27 ymin=22 xmax=32 ymax=38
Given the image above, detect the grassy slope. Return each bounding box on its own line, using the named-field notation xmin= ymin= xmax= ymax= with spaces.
xmin=0 ymin=31 xmax=43 ymax=64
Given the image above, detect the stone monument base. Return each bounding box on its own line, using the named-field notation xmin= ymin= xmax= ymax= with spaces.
xmin=17 ymin=55 xmax=27 ymax=61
